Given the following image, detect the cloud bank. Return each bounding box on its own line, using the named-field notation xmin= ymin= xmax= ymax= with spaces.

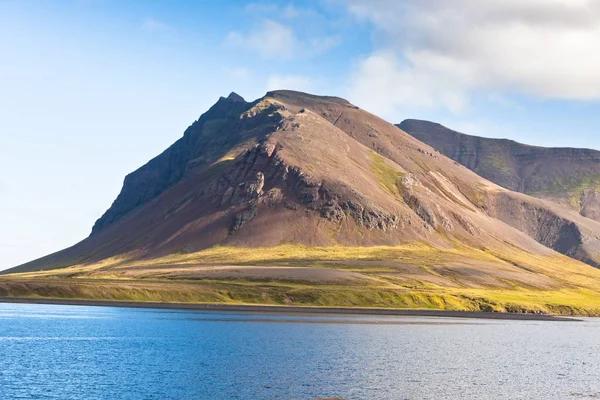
xmin=225 ymin=3 xmax=341 ymax=60
xmin=346 ymin=0 xmax=600 ymax=117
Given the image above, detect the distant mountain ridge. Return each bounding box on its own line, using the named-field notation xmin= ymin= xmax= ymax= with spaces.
xmin=398 ymin=119 xmax=600 ymax=222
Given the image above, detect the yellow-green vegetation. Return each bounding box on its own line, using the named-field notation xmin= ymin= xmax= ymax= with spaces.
xmin=457 ymin=183 xmax=486 ymax=208
xmin=1 ymin=277 xmax=599 ymax=316
xmin=40 ymin=242 xmax=501 ymax=270
xmin=527 ymin=174 xmax=600 ymax=211
xmin=213 ymin=151 xmax=240 ymax=164
xmin=4 ymin=242 xmax=600 ymax=316
xmin=370 ymin=152 xmax=405 ymax=196
xmin=567 ymin=175 xmax=600 ymax=211
xmin=479 ymin=154 xmax=512 ymax=175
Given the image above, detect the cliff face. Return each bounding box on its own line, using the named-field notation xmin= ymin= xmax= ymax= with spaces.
xmin=398 ymin=119 xmax=600 ymax=221
xmin=91 ymin=93 xmax=256 ymax=234
xmin=7 ymin=91 xmax=600 ymax=275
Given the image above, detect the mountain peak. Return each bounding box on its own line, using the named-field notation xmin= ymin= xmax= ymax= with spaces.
xmin=264 ymin=90 xmax=352 ymax=107
xmin=8 ymin=89 xmax=600 ymax=316
xmin=400 ymin=118 xmax=441 ymax=126
xmin=216 ymin=92 xmax=246 ymax=104
xmin=398 ymin=119 xmax=452 ymax=134
xmin=227 ymin=92 xmax=245 ymax=102
xmin=16 ymin=88 xmax=600 ymax=276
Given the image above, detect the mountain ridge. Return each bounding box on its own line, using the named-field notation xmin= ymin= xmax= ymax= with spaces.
xmin=6 ymin=90 xmax=600 ymax=272
xmin=398 ymin=119 xmax=600 ymax=222
xmin=5 ymin=90 xmax=600 ymax=315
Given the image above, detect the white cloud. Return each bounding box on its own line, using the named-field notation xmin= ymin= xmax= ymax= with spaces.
xmin=225 ymin=7 xmax=341 ymax=60
xmin=244 ymin=3 xmax=317 ymax=19
xmin=225 ymin=67 xmax=252 ymax=81
xmin=142 ymin=18 xmax=168 ymax=32
xmin=281 ymin=4 xmax=303 ymax=19
xmin=226 ymin=20 xmax=295 ymax=59
xmin=266 ymin=75 xmax=313 ymax=92
xmin=244 ymin=3 xmax=278 ymax=14
xmin=345 ymin=0 xmax=600 ymax=115
xmin=348 ymin=51 xmax=469 ymax=118
xmin=310 ymin=35 xmax=342 ymax=55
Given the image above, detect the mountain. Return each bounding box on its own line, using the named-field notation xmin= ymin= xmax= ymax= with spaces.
xmin=4 ymin=91 xmax=600 ymax=314
xmin=398 ymin=119 xmax=600 ymax=222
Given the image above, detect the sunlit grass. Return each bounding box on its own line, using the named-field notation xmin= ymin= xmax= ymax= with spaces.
xmin=370 ymin=152 xmax=404 ymax=196
xmin=1 ymin=278 xmax=600 ymax=315
xmin=4 ymin=242 xmax=600 ymax=316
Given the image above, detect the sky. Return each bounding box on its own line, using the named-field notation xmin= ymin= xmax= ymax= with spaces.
xmin=2 ymin=0 xmax=600 ymax=270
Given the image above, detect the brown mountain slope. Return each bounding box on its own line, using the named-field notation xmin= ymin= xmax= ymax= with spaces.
xmin=6 ymin=90 xmax=600 ymax=277
xmin=398 ymin=119 xmax=600 ymax=221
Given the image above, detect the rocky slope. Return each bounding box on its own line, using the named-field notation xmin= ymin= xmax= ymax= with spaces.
xmin=398 ymin=119 xmax=600 ymax=221
xmin=6 ymin=91 xmax=600 ymax=275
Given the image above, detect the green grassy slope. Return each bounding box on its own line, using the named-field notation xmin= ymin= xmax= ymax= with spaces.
xmin=3 ymin=244 xmax=600 ymax=316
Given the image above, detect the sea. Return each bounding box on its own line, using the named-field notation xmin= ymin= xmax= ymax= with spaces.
xmin=0 ymin=303 xmax=598 ymax=399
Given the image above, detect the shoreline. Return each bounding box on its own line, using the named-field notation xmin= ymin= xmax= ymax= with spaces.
xmin=0 ymin=297 xmax=580 ymax=321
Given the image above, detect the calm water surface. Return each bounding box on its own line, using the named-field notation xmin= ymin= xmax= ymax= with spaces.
xmin=0 ymin=303 xmax=599 ymax=399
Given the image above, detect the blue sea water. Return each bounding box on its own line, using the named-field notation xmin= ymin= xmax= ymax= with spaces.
xmin=0 ymin=303 xmax=599 ymax=400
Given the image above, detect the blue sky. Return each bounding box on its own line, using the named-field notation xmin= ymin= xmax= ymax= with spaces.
xmin=2 ymin=0 xmax=600 ymax=270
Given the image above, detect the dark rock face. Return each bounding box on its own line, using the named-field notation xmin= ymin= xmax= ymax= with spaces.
xmin=213 ymin=142 xmax=400 ymax=234
xmin=230 ymin=202 xmax=258 ymax=233
xmin=398 ymin=119 xmax=600 ymax=221
xmin=92 ymin=93 xmax=259 ymax=234
xmin=486 ymin=192 xmax=593 ymax=265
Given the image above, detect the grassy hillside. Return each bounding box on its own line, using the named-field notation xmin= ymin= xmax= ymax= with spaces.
xmin=3 ymin=243 xmax=600 ymax=316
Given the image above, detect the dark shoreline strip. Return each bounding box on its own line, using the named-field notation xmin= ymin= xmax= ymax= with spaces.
xmin=0 ymin=297 xmax=579 ymax=321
